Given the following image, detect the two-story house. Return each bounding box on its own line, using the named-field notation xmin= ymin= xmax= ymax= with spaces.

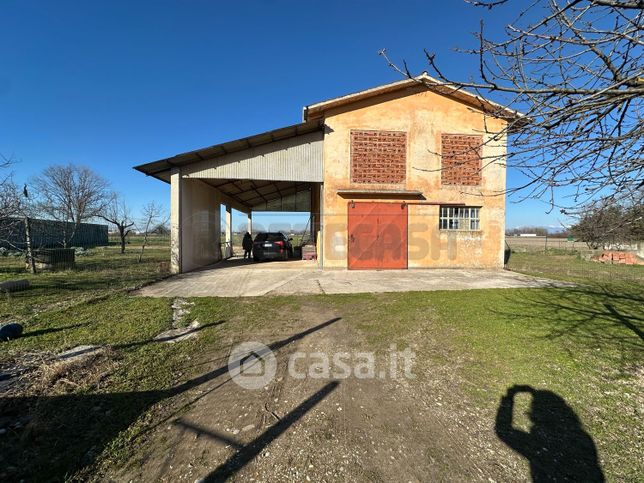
xmin=135 ymin=74 xmax=521 ymax=273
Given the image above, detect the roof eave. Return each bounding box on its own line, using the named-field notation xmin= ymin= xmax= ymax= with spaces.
xmin=303 ymin=74 xmax=525 ymax=123
xmin=133 ymin=119 xmax=324 ymax=178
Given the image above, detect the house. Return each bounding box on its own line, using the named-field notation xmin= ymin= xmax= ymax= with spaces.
xmin=134 ymin=74 xmax=522 ymax=273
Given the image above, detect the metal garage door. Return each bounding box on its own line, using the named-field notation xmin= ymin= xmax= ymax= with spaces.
xmin=348 ymin=202 xmax=408 ymax=269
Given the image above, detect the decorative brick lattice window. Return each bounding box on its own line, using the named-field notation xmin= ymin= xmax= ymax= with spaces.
xmin=351 ymin=130 xmax=407 ymax=184
xmin=441 ymin=134 xmax=482 ymax=186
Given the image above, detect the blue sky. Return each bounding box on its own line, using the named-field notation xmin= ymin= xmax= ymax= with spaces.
xmin=0 ymin=0 xmax=569 ymax=231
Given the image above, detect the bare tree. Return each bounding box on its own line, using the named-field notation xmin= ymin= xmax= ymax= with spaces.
xmin=571 ymin=202 xmax=642 ymax=248
xmin=0 ymin=154 xmax=37 ymax=272
xmin=137 ymin=201 xmax=166 ymax=263
xmin=151 ymin=222 xmax=170 ymax=236
xmin=0 ymin=154 xmax=21 ymax=222
xmin=571 ymin=204 xmax=624 ymax=248
xmin=381 ymin=0 xmax=643 ymax=212
xmin=32 ymin=164 xmax=112 ymax=247
xmin=100 ymin=197 xmax=134 ymax=254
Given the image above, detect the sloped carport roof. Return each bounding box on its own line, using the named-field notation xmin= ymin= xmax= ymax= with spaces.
xmin=133 ymin=119 xmax=324 ymax=183
xmin=134 ymin=119 xmax=324 ymax=211
xmin=199 ymin=178 xmax=313 ymax=212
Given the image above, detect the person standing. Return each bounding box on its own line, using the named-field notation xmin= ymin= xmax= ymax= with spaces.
xmin=242 ymin=232 xmax=253 ymax=260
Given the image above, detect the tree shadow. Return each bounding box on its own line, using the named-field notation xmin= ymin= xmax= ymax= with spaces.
xmin=0 ymin=317 xmax=341 ymax=481
xmin=603 ymin=303 xmax=643 ymax=341
xmin=176 ymin=381 xmax=339 ymax=481
xmin=491 ymin=283 xmax=643 ymax=370
xmin=496 ymin=385 xmax=605 ymax=482
xmin=19 ymin=323 xmax=88 ymax=339
xmin=115 ymin=319 xmax=227 ymax=349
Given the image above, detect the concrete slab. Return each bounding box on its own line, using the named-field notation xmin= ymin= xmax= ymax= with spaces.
xmin=134 ymin=257 xmax=567 ymax=298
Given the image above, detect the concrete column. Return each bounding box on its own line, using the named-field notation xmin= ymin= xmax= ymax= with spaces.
xmin=170 ymin=168 xmax=182 ymax=274
xmin=247 ymin=211 xmax=253 ymax=234
xmin=310 ymin=183 xmax=321 ymax=243
xmin=225 ymin=205 xmax=232 ymax=242
xmin=225 ymin=204 xmax=232 ymax=257
xmin=171 ymin=175 xmax=221 ymax=274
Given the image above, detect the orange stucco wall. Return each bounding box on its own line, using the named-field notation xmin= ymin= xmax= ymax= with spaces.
xmin=320 ymin=86 xmax=507 ymax=269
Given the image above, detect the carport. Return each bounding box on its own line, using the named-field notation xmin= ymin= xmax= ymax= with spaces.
xmin=134 ymin=120 xmax=324 ymax=273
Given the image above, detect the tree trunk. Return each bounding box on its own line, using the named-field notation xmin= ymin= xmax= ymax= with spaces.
xmin=138 ymin=232 xmax=149 ymax=263
xmin=24 ymin=216 xmax=36 ymax=274
xmin=62 ymin=222 xmax=68 ymax=248
xmin=119 ymin=226 xmax=126 ymax=254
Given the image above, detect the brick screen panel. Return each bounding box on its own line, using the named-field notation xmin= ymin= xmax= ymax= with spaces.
xmin=351 ymin=130 xmax=407 ymax=184
xmin=441 ymin=134 xmax=482 ymax=186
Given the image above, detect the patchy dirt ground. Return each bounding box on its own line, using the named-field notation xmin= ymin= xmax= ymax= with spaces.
xmin=109 ymin=302 xmax=527 ymax=482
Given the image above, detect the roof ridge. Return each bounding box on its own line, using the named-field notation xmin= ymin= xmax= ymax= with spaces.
xmin=303 ymin=74 xmax=524 ymax=122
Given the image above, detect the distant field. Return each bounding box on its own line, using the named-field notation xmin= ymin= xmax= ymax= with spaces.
xmin=507 ymin=236 xmax=601 ymax=254
xmin=109 ymin=233 xmax=169 ymax=246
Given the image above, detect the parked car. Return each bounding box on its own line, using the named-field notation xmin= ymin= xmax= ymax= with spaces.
xmin=252 ymin=232 xmax=293 ymax=261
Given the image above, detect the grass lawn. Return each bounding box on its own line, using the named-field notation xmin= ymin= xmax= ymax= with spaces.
xmin=0 ymin=245 xmax=641 ymax=481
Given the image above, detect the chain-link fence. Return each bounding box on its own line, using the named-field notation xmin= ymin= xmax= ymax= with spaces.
xmin=506 ymin=236 xmax=601 ymax=256
xmin=505 ymin=236 xmax=643 ymax=285
xmin=505 ymin=236 xmax=638 ymax=256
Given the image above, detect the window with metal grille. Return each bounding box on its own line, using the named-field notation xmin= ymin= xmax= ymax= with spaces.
xmin=439 ymin=206 xmax=481 ymax=231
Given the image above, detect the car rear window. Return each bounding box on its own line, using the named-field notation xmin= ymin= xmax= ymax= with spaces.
xmin=254 ymin=233 xmax=283 ymax=242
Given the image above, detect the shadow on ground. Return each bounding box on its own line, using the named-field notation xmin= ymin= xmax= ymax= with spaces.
xmin=493 ymin=283 xmax=643 ymax=369
xmin=0 ymin=317 xmax=341 ymax=481
xmin=496 ymin=384 xmax=605 ymax=482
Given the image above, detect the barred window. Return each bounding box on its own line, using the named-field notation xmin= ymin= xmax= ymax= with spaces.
xmin=439 ymin=206 xmax=480 ymax=231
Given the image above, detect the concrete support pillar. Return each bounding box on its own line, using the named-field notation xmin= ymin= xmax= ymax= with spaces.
xmin=225 ymin=204 xmax=232 ymax=257
xmin=310 ymin=183 xmax=321 ymax=244
xmin=170 ymin=168 xmax=182 ymax=274
xmin=247 ymin=211 xmax=253 ymax=234
xmin=225 ymin=204 xmax=232 ymax=242
xmin=170 ymin=172 xmax=221 ymax=274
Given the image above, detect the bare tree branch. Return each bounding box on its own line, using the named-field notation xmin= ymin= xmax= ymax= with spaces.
xmin=381 ymin=0 xmax=643 ymax=213
xmin=100 ymin=196 xmax=134 ymax=254
xmin=31 ymin=164 xmax=112 ymax=247
xmin=137 ymin=202 xmax=166 ymax=263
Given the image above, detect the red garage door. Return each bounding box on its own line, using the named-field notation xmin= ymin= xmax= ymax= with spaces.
xmin=348 ymin=202 xmax=408 ymax=269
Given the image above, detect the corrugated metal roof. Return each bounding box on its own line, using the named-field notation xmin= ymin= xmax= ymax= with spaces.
xmin=134 ymin=119 xmax=324 ymax=182
xmin=183 ymin=131 xmax=323 ymax=183
xmin=202 ymin=179 xmax=313 ymax=211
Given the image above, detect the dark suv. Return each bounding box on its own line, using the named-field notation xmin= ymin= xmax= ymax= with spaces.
xmin=252 ymin=232 xmax=293 ymax=261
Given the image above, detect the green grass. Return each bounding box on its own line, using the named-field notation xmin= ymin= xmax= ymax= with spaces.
xmin=0 ymin=239 xmax=169 ymax=324
xmin=0 ymin=242 xmax=309 ymax=483
xmin=306 ymin=252 xmax=643 ymax=480
xmin=507 ymin=250 xmax=644 ymax=285
xmin=0 ymin=246 xmax=641 ymax=481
